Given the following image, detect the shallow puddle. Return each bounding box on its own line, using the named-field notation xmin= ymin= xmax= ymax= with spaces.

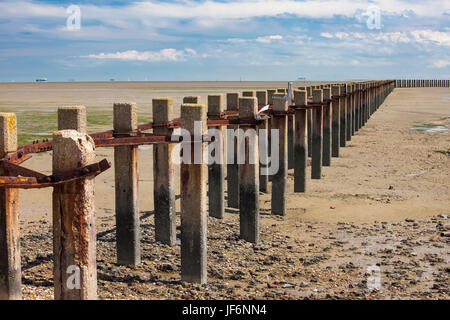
xmin=411 ymin=123 xmax=448 ymax=133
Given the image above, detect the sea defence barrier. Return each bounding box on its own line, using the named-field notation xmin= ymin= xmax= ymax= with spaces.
xmin=0 ymin=80 xmax=398 ymax=299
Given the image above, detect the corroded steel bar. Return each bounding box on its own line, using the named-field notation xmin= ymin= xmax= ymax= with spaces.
xmin=0 ymin=159 xmax=110 ymax=189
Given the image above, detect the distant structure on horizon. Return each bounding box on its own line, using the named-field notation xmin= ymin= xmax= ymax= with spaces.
xmin=297 ymin=76 xmax=306 ymax=80
xmin=35 ymin=78 xmax=47 ymax=82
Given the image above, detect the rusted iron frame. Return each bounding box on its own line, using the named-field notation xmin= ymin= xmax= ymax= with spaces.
xmin=0 ymin=94 xmax=344 ymax=165
xmin=95 ymin=133 xmax=177 ymax=147
xmin=0 ymin=159 xmax=111 ymax=189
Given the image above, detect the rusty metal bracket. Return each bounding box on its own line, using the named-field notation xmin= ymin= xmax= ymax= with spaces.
xmin=0 ymin=159 xmax=111 ymax=189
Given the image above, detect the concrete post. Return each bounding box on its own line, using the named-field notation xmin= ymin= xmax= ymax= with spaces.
xmin=271 ymin=95 xmax=287 ymax=215
xmin=351 ymin=84 xmax=356 ymax=135
xmin=207 ymin=95 xmax=225 ymax=219
xmin=58 ymin=106 xmax=87 ymax=134
xmin=226 ymin=93 xmax=240 ymax=209
xmin=366 ymin=83 xmax=370 ymax=124
xmin=288 ymin=112 xmax=295 ymax=169
xmin=256 ymin=91 xmax=268 ymax=193
xmin=331 ymin=86 xmax=340 ymax=157
xmin=0 ymin=113 xmax=21 ymax=300
xmin=305 ymin=87 xmax=312 ymax=157
xmin=242 ymin=91 xmax=256 ymax=97
xmin=267 ymin=89 xmax=276 ymax=105
xmin=322 ymin=88 xmax=332 ymax=166
xmin=307 ymin=103 xmax=312 ymax=156
xmin=114 ymin=103 xmax=140 ymax=266
xmin=238 ymin=97 xmax=259 ymax=243
xmin=311 ymin=89 xmax=323 ymax=179
xmin=153 ymin=98 xmax=176 ymax=245
xmin=355 ymin=84 xmax=360 ymax=131
xmin=183 ymin=96 xmax=201 ymax=104
xmin=266 ymin=89 xmax=276 ymax=182
xmin=180 ymin=103 xmax=207 ymax=284
xmin=339 ymin=85 xmax=347 ymax=146
xmin=346 ymin=84 xmax=352 ymax=141
xmin=256 ymin=91 xmax=267 ymax=106
xmin=53 ymin=130 xmax=97 ymax=300
xmin=358 ymin=83 xmax=363 ymax=129
xmin=293 ymin=91 xmax=308 ymax=193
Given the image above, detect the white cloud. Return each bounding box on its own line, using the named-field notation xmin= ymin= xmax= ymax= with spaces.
xmin=255 ymin=35 xmax=283 ymax=43
xmin=221 ymin=35 xmax=283 ymax=44
xmin=431 ymin=60 xmax=450 ymax=68
xmin=335 ymin=32 xmax=349 ymax=40
xmin=1 ymin=0 xmax=449 ymax=22
xmin=411 ymin=30 xmax=450 ymax=46
xmin=320 ymin=32 xmax=333 ymax=38
xmin=84 ymin=49 xmax=197 ymax=62
xmin=321 ymin=30 xmax=450 ymax=46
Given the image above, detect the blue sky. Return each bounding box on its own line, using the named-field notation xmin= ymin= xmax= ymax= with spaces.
xmin=0 ymin=0 xmax=449 ymax=82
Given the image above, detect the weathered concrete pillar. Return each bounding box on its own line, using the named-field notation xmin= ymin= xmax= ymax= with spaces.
xmin=351 ymin=84 xmax=356 ymax=135
xmin=183 ymin=96 xmax=201 ymax=104
xmin=271 ymin=95 xmax=287 ymax=215
xmin=226 ymin=93 xmax=240 ymax=209
xmin=339 ymin=85 xmax=347 ymax=147
xmin=267 ymin=89 xmax=276 ymax=105
xmin=256 ymin=91 xmax=267 ymax=106
xmin=364 ymin=84 xmax=369 ymax=124
xmin=287 ymin=112 xmax=295 ymax=169
xmin=346 ymin=84 xmax=352 ymax=141
xmin=153 ymin=98 xmax=176 ymax=245
xmin=58 ymin=106 xmax=87 ymax=134
xmin=322 ymin=88 xmax=332 ymax=166
xmin=242 ymin=90 xmax=256 ymax=97
xmin=306 ymin=87 xmax=313 ymax=157
xmin=266 ymin=89 xmax=276 ymax=182
xmin=0 ymin=113 xmax=21 ymax=300
xmin=207 ymin=95 xmax=225 ymax=219
xmin=293 ymin=91 xmax=308 ymax=193
xmin=370 ymin=83 xmax=374 ymax=116
xmin=238 ymin=97 xmax=259 ymax=243
xmin=114 ymin=103 xmax=140 ymax=266
xmin=311 ymin=89 xmax=323 ymax=179
xmin=256 ymin=91 xmax=268 ymax=193
xmin=358 ymin=83 xmax=363 ymax=129
xmin=180 ymin=103 xmax=207 ymax=284
xmin=53 ymin=130 xmax=97 ymax=300
xmin=331 ymin=86 xmax=340 ymax=157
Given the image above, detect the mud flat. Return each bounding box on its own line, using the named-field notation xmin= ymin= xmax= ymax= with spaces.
xmin=0 ymin=84 xmax=448 ymax=299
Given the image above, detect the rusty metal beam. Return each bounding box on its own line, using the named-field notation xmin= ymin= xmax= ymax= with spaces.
xmin=0 ymin=159 xmax=110 ymax=189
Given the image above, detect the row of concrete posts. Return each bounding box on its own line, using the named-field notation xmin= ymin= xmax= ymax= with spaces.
xmin=0 ymin=80 xmax=395 ymax=299
xmin=395 ymin=79 xmax=450 ymax=88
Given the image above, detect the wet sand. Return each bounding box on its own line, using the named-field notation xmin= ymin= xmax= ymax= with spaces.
xmin=0 ymin=83 xmax=448 ymax=299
